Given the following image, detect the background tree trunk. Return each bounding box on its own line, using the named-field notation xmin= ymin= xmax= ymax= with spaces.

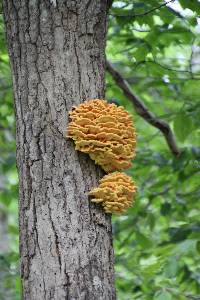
xmin=3 ymin=1 xmax=116 ymax=299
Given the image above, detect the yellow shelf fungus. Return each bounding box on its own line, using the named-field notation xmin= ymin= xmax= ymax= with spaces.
xmin=89 ymin=172 xmax=137 ymax=214
xmin=67 ymin=99 xmax=136 ymax=172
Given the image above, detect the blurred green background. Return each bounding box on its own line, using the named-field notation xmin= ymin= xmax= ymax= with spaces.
xmin=0 ymin=1 xmax=200 ymax=299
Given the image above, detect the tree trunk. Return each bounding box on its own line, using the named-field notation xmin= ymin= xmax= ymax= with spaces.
xmin=3 ymin=1 xmax=116 ymax=299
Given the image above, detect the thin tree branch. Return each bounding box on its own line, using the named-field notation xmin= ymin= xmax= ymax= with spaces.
xmin=125 ymin=75 xmax=200 ymax=82
xmin=106 ymin=60 xmax=180 ymax=156
xmin=135 ymin=59 xmax=196 ymax=75
xmin=110 ymin=0 xmax=175 ymax=17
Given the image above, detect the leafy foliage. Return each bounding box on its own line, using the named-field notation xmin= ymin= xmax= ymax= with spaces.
xmin=0 ymin=1 xmax=200 ymax=299
xmin=0 ymin=12 xmax=20 ymax=300
xmin=106 ymin=1 xmax=200 ymax=299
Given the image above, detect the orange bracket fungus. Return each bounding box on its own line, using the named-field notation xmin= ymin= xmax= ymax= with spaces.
xmin=67 ymin=99 xmax=136 ymax=172
xmin=89 ymin=172 xmax=137 ymax=214
xmin=67 ymin=99 xmax=137 ymax=214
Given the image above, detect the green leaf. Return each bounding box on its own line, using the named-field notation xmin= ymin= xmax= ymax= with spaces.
xmin=164 ymin=257 xmax=178 ymax=278
xmin=154 ymin=291 xmax=172 ymax=300
xmin=179 ymin=0 xmax=200 ymax=14
xmin=134 ymin=47 xmax=149 ymax=61
xmin=188 ymin=17 xmax=198 ymax=27
xmin=136 ymin=232 xmax=153 ymax=248
xmin=173 ymin=113 xmax=194 ymax=142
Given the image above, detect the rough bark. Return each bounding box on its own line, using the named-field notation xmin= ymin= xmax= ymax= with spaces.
xmin=3 ymin=1 xmax=116 ymax=299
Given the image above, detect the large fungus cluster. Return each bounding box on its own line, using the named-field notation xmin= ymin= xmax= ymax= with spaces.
xmin=67 ymin=99 xmax=136 ymax=172
xmin=67 ymin=99 xmax=137 ymax=214
xmin=89 ymin=172 xmax=137 ymax=214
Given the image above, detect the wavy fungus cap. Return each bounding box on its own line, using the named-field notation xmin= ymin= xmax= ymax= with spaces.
xmin=89 ymin=172 xmax=137 ymax=214
xmin=67 ymin=99 xmax=136 ymax=172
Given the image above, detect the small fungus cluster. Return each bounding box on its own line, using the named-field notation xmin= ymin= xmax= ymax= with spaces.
xmin=89 ymin=172 xmax=137 ymax=214
xmin=67 ymin=99 xmax=136 ymax=172
xmin=67 ymin=99 xmax=137 ymax=214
